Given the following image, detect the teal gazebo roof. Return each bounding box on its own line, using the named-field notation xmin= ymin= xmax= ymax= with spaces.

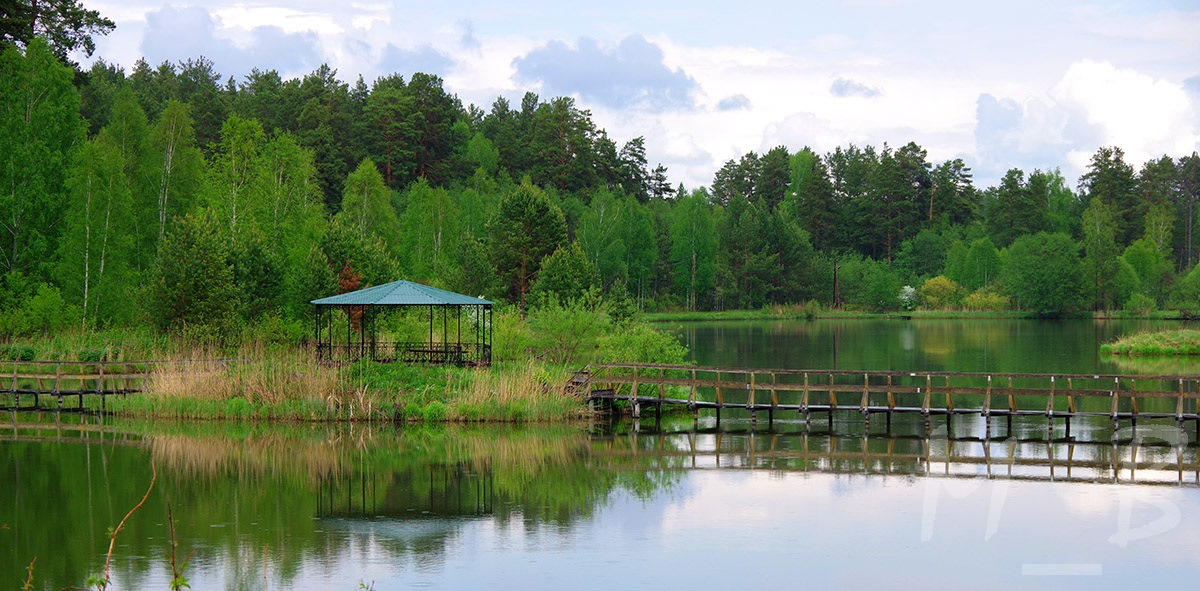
xmin=310 ymin=280 xmax=492 ymax=307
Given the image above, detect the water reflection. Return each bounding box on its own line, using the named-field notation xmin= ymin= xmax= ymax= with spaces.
xmin=599 ymin=414 xmax=1200 ymax=486
xmin=4 ymin=413 xmax=1200 ymax=590
xmin=673 ymin=317 xmax=1197 ymax=375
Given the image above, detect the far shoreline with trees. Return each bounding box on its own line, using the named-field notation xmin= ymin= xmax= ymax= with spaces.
xmin=2 ymin=6 xmax=1200 ymax=422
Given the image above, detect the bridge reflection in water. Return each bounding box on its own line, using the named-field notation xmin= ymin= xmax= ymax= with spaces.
xmin=590 ymin=416 xmax=1200 ymax=487
xmin=317 ymin=462 xmax=494 ymax=519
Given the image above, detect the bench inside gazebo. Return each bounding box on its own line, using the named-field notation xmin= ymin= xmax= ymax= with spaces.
xmin=311 ymin=280 xmax=493 ymax=366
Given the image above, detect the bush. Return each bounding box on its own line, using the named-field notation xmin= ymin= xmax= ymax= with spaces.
xmin=1124 ymin=293 xmax=1156 ymax=316
xmin=899 ymin=286 xmax=917 ymax=311
xmin=1170 ymin=263 xmax=1200 ymax=313
xmin=527 ymin=297 xmax=612 ymax=366
xmin=0 ymin=344 xmax=35 ymax=361
xmin=917 ymin=276 xmax=965 ymax=309
xmin=963 ymin=289 xmax=1010 ymax=311
xmin=78 ymin=349 xmax=106 ymax=362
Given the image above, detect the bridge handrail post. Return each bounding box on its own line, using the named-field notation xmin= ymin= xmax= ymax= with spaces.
xmin=1046 ymin=376 xmax=1055 ymax=417
xmin=802 ymin=373 xmax=809 ymax=413
xmin=860 ymin=373 xmax=869 ymax=414
xmin=983 ymin=376 xmax=992 ymax=417
xmin=1178 ymin=378 xmax=1185 ymax=420
xmin=923 ymin=374 xmax=932 ymax=415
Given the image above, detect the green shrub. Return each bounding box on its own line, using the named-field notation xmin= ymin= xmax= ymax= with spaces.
xmin=917 ymin=276 xmax=965 ymax=309
xmin=79 ymin=349 xmax=105 ymax=363
xmin=963 ymin=288 xmax=1010 ymax=311
xmin=0 ymin=345 xmax=35 ymax=361
xmin=420 ymin=401 xmax=448 ymax=422
xmin=1124 ymin=293 xmax=1156 ymax=316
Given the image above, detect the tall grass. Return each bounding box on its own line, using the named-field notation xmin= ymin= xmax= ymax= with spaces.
xmin=446 ymin=361 xmax=590 ymax=421
xmin=1101 ymin=329 xmax=1200 ymax=356
xmin=110 ymin=345 xmax=377 ymax=421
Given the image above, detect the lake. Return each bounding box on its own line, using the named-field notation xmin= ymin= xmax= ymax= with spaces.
xmin=4 ymin=318 xmax=1200 ymax=589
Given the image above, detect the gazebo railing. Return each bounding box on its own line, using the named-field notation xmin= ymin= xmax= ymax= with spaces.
xmin=316 ymin=342 xmax=492 ymax=366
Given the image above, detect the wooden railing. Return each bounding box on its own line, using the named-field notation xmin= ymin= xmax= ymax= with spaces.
xmin=579 ymin=362 xmax=1200 ymax=423
xmin=315 ymin=342 xmax=491 ymax=366
xmin=1 ymin=358 xmax=234 ymax=412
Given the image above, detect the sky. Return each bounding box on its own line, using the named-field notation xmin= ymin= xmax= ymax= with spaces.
xmin=80 ymin=0 xmax=1200 ymax=190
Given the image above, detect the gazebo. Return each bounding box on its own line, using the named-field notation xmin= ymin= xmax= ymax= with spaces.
xmin=311 ymin=280 xmax=493 ymax=366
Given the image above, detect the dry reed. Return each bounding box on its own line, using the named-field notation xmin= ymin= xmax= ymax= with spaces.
xmin=447 ymin=361 xmax=592 ymax=421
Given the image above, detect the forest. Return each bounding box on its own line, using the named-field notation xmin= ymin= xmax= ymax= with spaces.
xmin=3 ymin=34 xmax=1200 ymax=343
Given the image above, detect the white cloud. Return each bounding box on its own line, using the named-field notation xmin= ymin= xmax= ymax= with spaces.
xmin=973 ymin=60 xmax=1199 ymax=184
xmin=79 ymin=1 xmax=1200 ymax=191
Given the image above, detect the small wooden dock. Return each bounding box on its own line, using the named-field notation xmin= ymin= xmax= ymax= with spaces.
xmin=576 ymin=362 xmax=1200 ymax=431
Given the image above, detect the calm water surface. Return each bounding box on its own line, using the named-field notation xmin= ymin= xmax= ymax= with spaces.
xmin=5 ymin=319 xmax=1200 ymax=590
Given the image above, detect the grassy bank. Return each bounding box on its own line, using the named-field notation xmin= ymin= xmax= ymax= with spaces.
xmin=106 ymin=356 xmax=588 ymax=422
xmin=5 ymin=302 xmax=687 ymax=422
xmin=1101 ymin=329 xmax=1200 ymax=356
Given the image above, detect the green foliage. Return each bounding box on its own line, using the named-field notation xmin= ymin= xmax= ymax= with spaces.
xmin=985 ymin=168 xmax=1047 ymax=246
xmin=1113 ymin=258 xmax=1142 ymax=310
xmin=0 ymin=344 xmax=36 ymax=361
xmin=336 ymin=158 xmax=400 ymax=248
xmin=530 ymin=243 xmax=600 ymax=306
xmin=839 ymin=257 xmax=902 ymax=311
xmin=1169 ymin=263 xmax=1200 ymax=313
xmin=917 ymin=276 xmax=965 ymax=309
xmin=962 ymin=288 xmax=1010 ymax=311
xmin=1080 ymin=146 xmax=1140 ymax=246
xmin=960 ymin=237 xmax=1002 ymax=290
xmin=596 ymin=319 xmax=688 ymax=365
xmin=1122 ymin=238 xmax=1171 ymax=305
xmin=1102 ymin=329 xmax=1200 ymax=356
xmin=1124 ymin=293 xmax=1156 ymax=316
xmin=895 ymin=227 xmax=953 ymax=283
xmin=860 ymin=263 xmax=902 ymax=312
xmin=1081 ymin=197 xmax=1121 ymax=310
xmin=150 ymin=213 xmax=238 ymax=339
xmin=396 ymin=178 xmax=460 ymax=282
xmin=56 ymin=136 xmax=135 ymax=328
xmin=5 ymin=42 xmax=1200 ymax=344
xmin=0 ymin=38 xmax=84 ymax=278
xmin=526 ymin=296 xmax=612 ymax=366
xmin=0 ymin=0 xmax=115 ymax=59
xmin=669 ymin=190 xmax=717 ymax=310
xmin=1002 ymin=232 xmax=1084 ymax=316
xmin=488 ymin=182 xmax=567 ymax=311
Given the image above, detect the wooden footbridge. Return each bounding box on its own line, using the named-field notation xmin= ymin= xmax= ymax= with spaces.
xmin=1 ymin=359 xmax=234 ymax=412
xmin=572 ymin=362 xmax=1200 ymax=431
